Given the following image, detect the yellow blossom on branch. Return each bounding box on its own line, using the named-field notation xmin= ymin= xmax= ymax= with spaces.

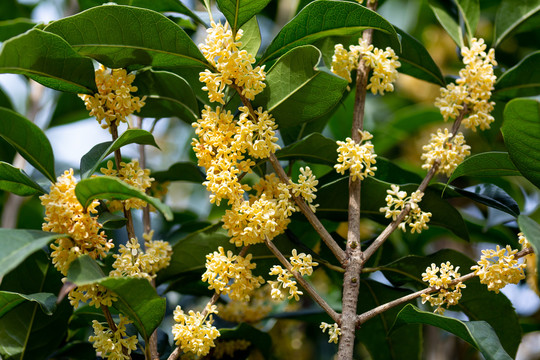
xmin=335 ymin=130 xmax=377 ymax=181
xmin=421 ymin=262 xmax=466 ymax=314
xmin=68 ymin=283 xmax=117 ymax=309
xmin=290 ymin=249 xmax=319 ymax=276
xmin=171 ymin=305 xmax=220 ymax=357
xmin=217 ymin=285 xmax=273 ymax=323
xmin=290 ymin=167 xmax=319 ymax=212
xmin=421 ymin=128 xmax=471 ymax=176
xmin=320 ymin=322 xmax=341 ymax=344
xmin=379 ymin=185 xmax=432 ymax=233
xmin=268 ymin=265 xmax=303 ymax=301
xmin=471 ymin=245 xmax=526 ymax=293
xmin=89 ymin=314 xmax=138 ymax=360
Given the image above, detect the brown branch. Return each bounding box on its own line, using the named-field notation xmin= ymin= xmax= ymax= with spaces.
xmin=264 ymin=236 xmax=340 ymax=323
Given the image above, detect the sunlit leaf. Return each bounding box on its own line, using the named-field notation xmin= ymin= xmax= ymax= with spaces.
xmin=493 ymin=0 xmax=540 ymax=47
xmin=0 ymin=291 xmax=56 ymax=317
xmin=0 ymin=162 xmax=46 ymax=196
xmin=449 ymin=152 xmax=520 ymax=182
xmin=216 ymin=0 xmax=271 ymax=32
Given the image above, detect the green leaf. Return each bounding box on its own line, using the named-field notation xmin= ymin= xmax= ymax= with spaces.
xmin=393 ymin=305 xmax=511 ymax=360
xmin=428 ymin=0 xmax=464 ymax=47
xmin=151 ymin=162 xmax=205 ymax=183
xmin=259 ymin=0 xmax=400 ymax=64
xmin=274 ymin=132 xmax=337 ymax=165
xmin=501 ymin=98 xmax=540 ymax=190
xmin=75 ymin=176 xmax=173 ymax=221
xmin=372 ymin=26 xmax=445 ymax=86
xmin=80 ymin=129 xmax=160 ymax=179
xmin=0 ymin=162 xmax=46 ymax=196
xmin=48 ymin=92 xmax=89 ymax=128
xmin=449 ymin=152 xmax=520 ymax=183
xmin=44 ymin=5 xmax=209 ymax=70
xmin=0 ymin=291 xmax=56 ymax=317
xmin=517 ymin=215 xmax=540 ymax=291
xmin=253 ymin=45 xmax=348 ymax=128
xmin=78 ymin=0 xmax=204 ymax=24
xmin=453 ymin=184 xmax=520 ymax=217
xmin=216 ymin=0 xmax=271 ymax=32
xmin=219 ymin=323 xmax=272 ymax=358
xmin=493 ymin=0 xmax=540 ymax=47
xmin=0 ymin=229 xmax=65 ymax=279
xmin=495 ymin=51 xmax=540 ymax=99
xmin=67 ymin=255 xmax=165 ymax=342
xmin=239 ymin=16 xmax=261 ymax=56
xmin=456 ymin=0 xmax=480 ymax=40
xmin=0 ymin=18 xmax=35 ymax=42
xmin=0 ymin=29 xmax=97 ymax=94
xmin=97 ymin=212 xmax=127 ymax=230
xmin=0 ymin=86 xmax=13 ymax=110
xmin=133 ymin=70 xmax=199 ymax=122
xmin=0 ymin=1 xmax=33 ymax=22
xmin=0 ymin=107 xmax=56 ymax=182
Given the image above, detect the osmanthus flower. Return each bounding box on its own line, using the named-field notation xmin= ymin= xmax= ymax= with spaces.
xmin=100 ymin=159 xmax=154 ymax=212
xmin=235 ymin=106 xmax=280 ymax=159
xmin=217 ymin=285 xmax=273 ymax=323
xmin=89 ymin=314 xmax=138 ymax=360
xmin=212 ymin=340 xmax=251 ymax=359
xmin=202 ymin=246 xmax=265 ymax=301
xmin=320 ymin=322 xmax=341 ymax=344
xmin=379 ymin=185 xmax=432 ymax=233
xmin=435 ymin=38 xmax=497 ymax=131
xmin=335 ymin=130 xmax=377 ymax=181
xmin=68 ymin=283 xmax=117 ymax=309
xmin=471 ymin=245 xmax=526 ymax=293
xmin=518 ymin=232 xmax=539 ymax=295
xmin=79 ymin=65 xmax=146 ymax=131
xmin=421 ymin=128 xmax=471 ymax=176
xmin=171 ymin=305 xmax=220 ymax=357
xmin=40 ymin=169 xmax=113 ymax=275
xmin=421 ymin=262 xmax=466 ymax=314
xmin=289 ymin=167 xmax=319 ymax=212
xmin=289 ymin=249 xmax=319 ymax=276
xmin=198 ymin=21 xmax=266 ymax=104
xmin=268 ymin=265 xmax=303 ymax=301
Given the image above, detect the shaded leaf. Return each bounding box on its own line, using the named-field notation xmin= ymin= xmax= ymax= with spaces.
xmin=0 ymin=86 xmax=13 ymax=110
xmin=75 ymin=176 xmax=173 ymax=220
xmin=216 ymin=0 xmax=271 ymax=32
xmin=456 ymin=0 xmax=480 ymax=40
xmin=494 ymin=0 xmax=540 ymax=47
xmin=97 ymin=212 xmax=127 ymax=230
xmin=0 ymin=0 xmax=33 ymax=22
xmin=0 ymin=29 xmax=97 ymax=94
xmin=151 ymin=162 xmax=205 ymax=183
xmin=0 ymin=107 xmax=56 ymax=182
xmin=0 ymin=291 xmax=56 ymax=317
xmin=274 ymin=132 xmax=337 ymax=165
xmin=0 ymin=161 xmax=46 ymax=196
xmin=48 ymin=92 xmax=89 ymax=128
xmin=517 ymin=215 xmax=540 ymax=291
xmin=449 ymin=152 xmax=520 ymax=182
xmin=495 ymin=51 xmax=540 ymax=99
xmin=80 ymin=129 xmax=160 ymax=179
xmin=393 ymin=305 xmax=511 ymax=360
xmin=453 ymin=183 xmax=520 ymax=217
xmin=0 ymin=18 xmax=35 ymax=42
xmin=428 ymin=0 xmax=464 ymax=47
xmin=219 ymin=323 xmax=272 ymax=358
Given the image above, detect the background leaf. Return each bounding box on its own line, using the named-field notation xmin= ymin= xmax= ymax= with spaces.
xmin=0 ymin=162 xmax=46 ymax=196
xmin=216 ymin=0 xmax=271 ymax=31
xmin=452 ymin=183 xmax=520 ymax=217
xmin=495 ymin=51 xmax=540 ymax=99
xmin=151 ymin=162 xmax=205 ymax=183
xmin=48 ymin=92 xmax=89 ymax=128
xmin=0 ymin=291 xmax=56 ymax=317
xmin=449 ymin=152 xmax=520 ymax=183
xmin=274 ymin=132 xmax=337 ymax=165
xmin=493 ymin=0 xmax=540 ymax=47
xmin=456 ymin=0 xmax=480 ymax=40
xmin=428 ymin=0 xmax=464 ymax=47
xmin=0 ymin=18 xmax=35 ymax=42
xmin=0 ymin=29 xmax=97 ymax=94
xmin=0 ymin=86 xmax=13 ymax=110
xmin=218 ymin=323 xmax=273 ymax=357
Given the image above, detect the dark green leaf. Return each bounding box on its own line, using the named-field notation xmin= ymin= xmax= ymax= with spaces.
xmin=393 ymin=305 xmax=511 ymax=360
xmin=45 ymin=5 xmax=208 ymax=70
xmin=48 ymin=92 xmax=89 ymax=128
xmin=0 ymin=107 xmax=56 ymax=182
xmin=0 ymin=86 xmax=13 ymax=110
xmin=494 ymin=0 xmax=540 ymax=47
xmin=80 ymin=129 xmax=160 ymax=179
xmin=0 ymin=1 xmax=33 ymax=22
xmin=0 ymin=229 xmax=64 ymax=279
xmin=219 ymin=323 xmax=272 ymax=358
xmin=239 ymin=16 xmax=262 ymax=56
xmin=97 ymin=212 xmax=127 ymax=230
xmin=254 ymin=45 xmax=348 ymax=127
xmin=133 ymin=69 xmax=199 ymax=122
xmin=517 ymin=215 xmax=540 ymax=292
xmin=75 ymin=176 xmax=173 ymax=220
xmin=495 ymin=51 xmax=540 ymax=99
xmin=501 ymin=98 xmax=540 ymax=190
xmin=0 ymin=291 xmax=56 ymax=317
xmin=151 ymin=162 xmax=205 ymax=183
xmin=0 ymin=162 xmax=46 ymax=196
xmin=0 ymin=18 xmax=35 ymax=42
xmin=259 ymin=0 xmax=399 ymax=64
xmin=0 ymin=29 xmax=97 ymax=94
xmin=456 ymin=0 xmax=480 ymax=40
xmin=449 ymin=152 xmax=520 ymax=183
xmin=428 ymin=0 xmax=464 ymax=47
xmin=216 ymin=0 xmax=271 ymax=32
xmin=453 ymin=183 xmax=520 ymax=217
xmin=274 ymin=132 xmax=337 ymax=165
xmin=373 ymin=26 xmax=445 ymax=86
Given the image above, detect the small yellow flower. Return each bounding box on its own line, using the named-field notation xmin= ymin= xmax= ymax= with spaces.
xmin=171 ymin=305 xmax=220 ymax=357
xmin=290 ymin=249 xmax=318 ymax=276
xmin=290 ymin=167 xmax=319 ymax=212
xmin=320 ymin=322 xmax=341 ymax=344
xmin=471 ymin=245 xmax=526 ymax=293
xmin=268 ymin=265 xmax=303 ymax=301
xmin=421 ymin=262 xmax=466 ymax=314
xmin=68 ymin=283 xmax=117 ymax=309
xmin=335 ymin=130 xmax=377 ymax=181
xmin=379 ymin=185 xmax=432 ymax=233
xmin=421 ymin=128 xmax=471 ymax=176
xmin=89 ymin=314 xmax=138 ymax=360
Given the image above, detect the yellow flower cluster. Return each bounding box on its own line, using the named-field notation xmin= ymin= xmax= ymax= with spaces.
xmin=471 ymin=245 xmax=526 ymax=293
xmin=236 ymin=106 xmax=280 ymax=159
xmin=110 ymin=232 xmax=172 ymax=281
xmin=290 ymin=167 xmax=319 ymax=212
xmin=380 ymin=185 xmax=432 ymax=233
xmin=421 ymin=262 xmax=466 ymax=314
xmin=331 ymin=39 xmax=400 ymax=95
xmin=518 ymin=233 xmax=539 ymax=295
xmin=100 ymin=159 xmax=154 ymax=212
xmin=213 ymin=340 xmax=251 ymax=359
xmin=202 ymin=246 xmax=264 ymax=301
xmin=290 ymin=249 xmax=319 ymax=276
xmin=79 ymin=65 xmax=146 ymax=130
xmin=68 ymin=283 xmax=117 ymax=309
xmin=335 ymin=130 xmax=377 ymax=181
xmin=199 ymin=21 xmax=266 ymax=103
xmin=357 ymin=0 xmax=377 ymax=4
xmin=40 ymin=169 xmax=113 ymax=275
xmin=435 ymin=38 xmax=497 ymax=131
xmin=320 ymin=322 xmax=341 ymax=344
xmin=421 ymin=128 xmax=471 ymax=176
xmin=89 ymin=314 xmax=138 ymax=360
xmin=217 ymin=286 xmax=273 ymax=323
xmin=172 ymin=305 xmax=220 ymax=357
xmin=268 ymin=265 xmax=303 ymax=301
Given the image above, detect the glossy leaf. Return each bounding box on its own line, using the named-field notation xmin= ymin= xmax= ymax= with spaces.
xmin=495 ymin=51 xmax=540 ymax=99
xmin=494 ymin=0 xmax=540 ymax=47
xmin=428 ymin=0 xmax=464 ymax=47
xmin=97 ymin=212 xmax=127 ymax=230
xmin=0 ymin=18 xmax=35 ymax=42
xmin=75 ymin=176 xmax=173 ymax=220
xmin=0 ymin=291 xmax=56 ymax=317
xmin=0 ymin=107 xmax=56 ymax=182
xmin=372 ymin=26 xmax=445 ymax=86
xmin=259 ymin=0 xmax=399 ymax=64
xmin=48 ymin=92 xmax=89 ymax=128
xmin=133 ymin=70 xmax=199 ymax=122
xmin=517 ymin=215 xmax=540 ymax=291
xmin=453 ymin=183 xmax=520 ymax=217
xmin=44 ymin=5 xmax=209 ymax=70
xmin=0 ymin=29 xmax=97 ymax=94
xmin=239 ymin=16 xmax=261 ymax=56
xmin=0 ymin=162 xmax=46 ymax=196
xmin=393 ymin=305 xmax=511 ymax=360
xmin=80 ymin=129 xmax=160 ymax=179
xmin=449 ymin=152 xmax=520 ymax=182
xmin=274 ymin=132 xmax=337 ymax=165
xmin=253 ymin=45 xmax=348 ymax=128
xmin=456 ymin=0 xmax=480 ymax=40
xmin=151 ymin=162 xmax=205 ymax=183
xmin=0 ymin=229 xmax=64 ymax=279
xmin=501 ymin=98 xmax=540 ymax=190
xmin=216 ymin=0 xmax=271 ymax=31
